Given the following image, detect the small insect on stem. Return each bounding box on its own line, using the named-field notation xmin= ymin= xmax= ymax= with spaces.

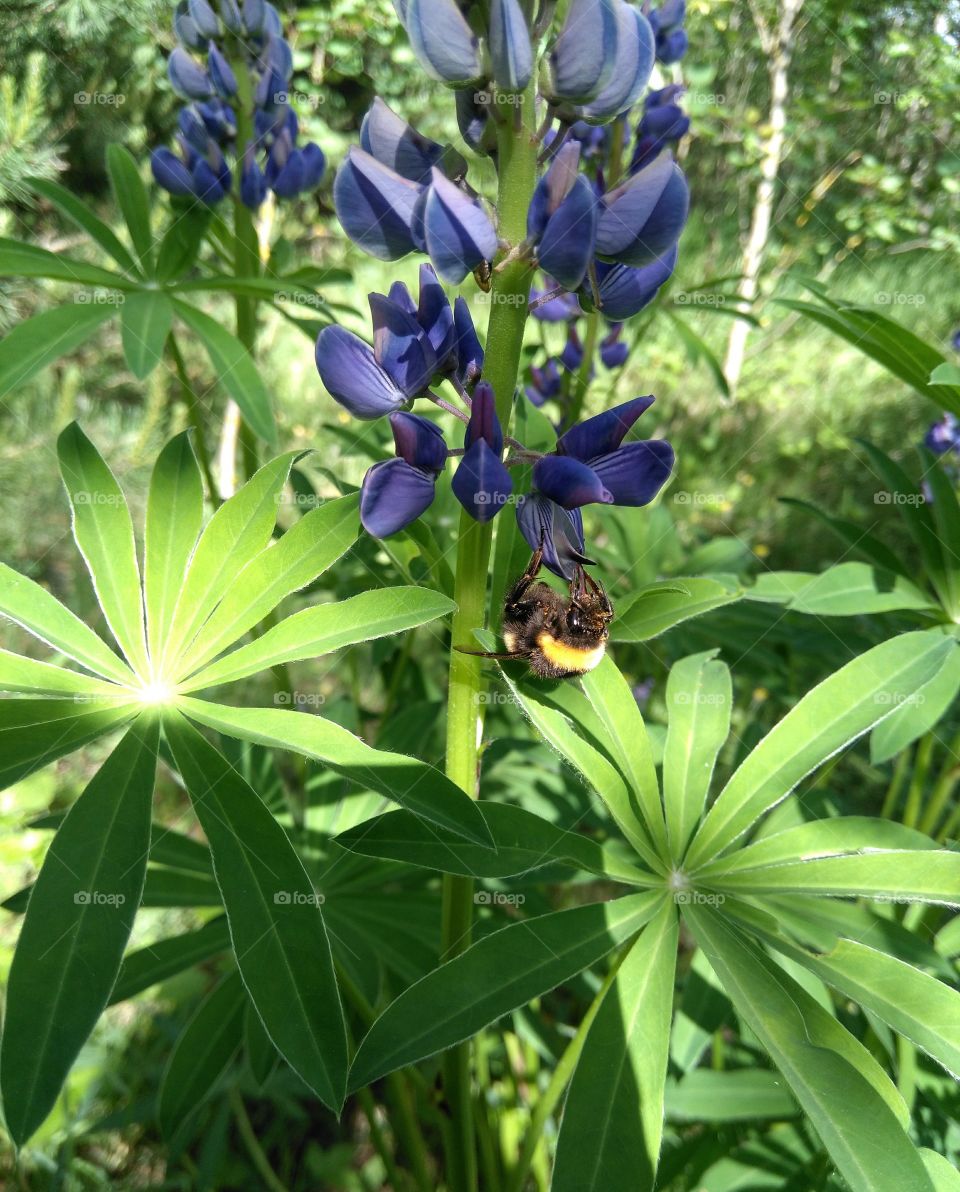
xmin=457 ymin=545 xmax=614 ymax=679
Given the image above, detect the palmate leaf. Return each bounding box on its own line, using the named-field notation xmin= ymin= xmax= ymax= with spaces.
xmin=58 ymin=422 xmax=150 ymax=679
xmin=609 ymin=577 xmax=741 ymax=642
xmin=120 ymin=291 xmax=174 ymax=380
xmin=0 ymin=715 xmax=159 ymax=1146
xmin=349 ymin=891 xmax=665 ymax=1088
xmin=157 ymin=968 xmax=246 ymax=1138
xmin=0 ymin=301 xmax=115 ymax=401
xmin=164 ymin=713 xmax=348 ymax=1113
xmin=0 ymin=699 xmax=137 ymax=790
xmin=552 ymin=899 xmax=678 ymax=1192
xmin=106 ymin=144 xmax=154 ymax=274
xmin=28 ymin=176 xmax=141 ymax=275
xmin=110 ymin=916 xmax=230 ymax=1004
xmin=685 ymin=907 xmax=934 ymax=1192
xmin=746 ymin=562 xmax=939 ymax=616
xmin=685 ymin=630 xmax=953 ymax=868
xmin=0 ymin=238 xmax=139 ymax=289
xmin=870 ymin=644 xmax=960 ymax=763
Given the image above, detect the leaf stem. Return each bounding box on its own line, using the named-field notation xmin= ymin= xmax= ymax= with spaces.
xmin=228 ymin=1086 xmax=290 ymax=1192
xmin=167 ymin=333 xmax=220 ymax=504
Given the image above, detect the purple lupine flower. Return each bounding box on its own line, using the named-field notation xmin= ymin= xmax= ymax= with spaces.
xmin=361 ymin=97 xmax=446 ymax=184
xmin=516 ymin=494 xmax=591 ymax=579
xmin=952 ymin=328 xmax=960 ymax=352
xmin=400 ymin=0 xmax=481 ymax=86
xmin=596 ymin=151 xmax=689 ymax=268
xmin=188 ymin=0 xmax=220 ymax=38
xmin=548 ymin=0 xmax=619 ymax=105
xmin=533 ymin=395 xmax=674 ymax=509
xmin=579 ymin=246 xmax=678 ymax=319
xmin=454 ymin=296 xmax=485 ymax=385
xmin=561 ymin=326 xmax=586 ymax=373
xmin=631 ymin=85 xmax=690 ymax=173
xmin=169 ymin=46 xmax=213 ymax=99
xmin=530 ymin=279 xmax=582 ymax=322
xmin=572 ymin=1 xmax=655 ymax=124
xmin=924 ymin=413 xmax=960 ymax=457
xmin=207 ymin=42 xmax=238 ymax=98
xmin=526 ymin=359 xmax=562 ymax=406
xmin=451 ymin=382 xmax=513 ymax=521
xmin=646 ymin=0 xmax=688 ymax=64
xmin=422 ymin=169 xmax=498 ymax=283
xmin=488 ymin=0 xmax=533 ymax=92
xmin=600 ymin=324 xmax=629 ymax=368
xmin=334 ymin=147 xmax=423 ymax=260
xmin=360 ymin=413 xmax=449 ymax=537
xmin=240 ymin=143 xmax=267 ymax=208
xmin=527 ymin=143 xmax=598 ymax=290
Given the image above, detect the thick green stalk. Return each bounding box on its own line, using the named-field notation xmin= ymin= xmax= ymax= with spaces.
xmin=167 ymin=333 xmax=220 ymax=504
xmin=440 ymin=89 xmax=539 ymax=1192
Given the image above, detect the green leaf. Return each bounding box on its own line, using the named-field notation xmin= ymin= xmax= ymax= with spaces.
xmin=685 ymin=631 xmax=953 ymax=868
xmin=0 ymin=238 xmax=138 ymax=288
xmin=580 ymin=656 xmax=667 ymax=857
xmin=0 ymin=699 xmax=136 ymax=790
xmin=0 ymin=716 xmax=159 ymax=1145
xmin=106 ymin=144 xmax=154 ymax=273
xmin=154 ymin=206 xmax=211 ymax=283
xmin=920 ymin=448 xmax=960 ymax=616
xmin=665 ymin=1069 xmax=798 ymax=1121
xmin=172 ymin=299 xmax=275 ymax=443
xmin=663 ymin=651 xmax=731 ymax=859
xmin=0 ymin=648 xmax=122 ymax=697
xmin=686 ymin=907 xmax=931 ymax=1192
xmin=157 ymin=969 xmax=245 ymax=1138
xmin=111 ymin=916 xmax=230 ymax=1004
xmin=709 ymin=849 xmax=960 ymax=906
xmin=0 ymin=301 xmax=114 ymax=401
xmin=335 ymin=801 xmax=654 ymax=885
xmin=161 ymin=452 xmax=297 ymax=671
xmin=748 ymin=562 xmax=938 ymax=616
xmin=144 ymin=432 xmax=205 ymax=666
xmin=176 ymin=493 xmax=360 ymax=677
xmin=181 ymin=585 xmax=454 ymax=692
xmin=779 ymin=496 xmax=907 ymax=577
xmin=120 ymin=291 xmax=174 ymax=379
xmin=0 ymin=561 xmax=136 ymax=684
xmin=28 ymin=176 xmax=140 ymax=275
xmin=552 ymin=901 xmax=678 ymax=1192
xmin=494 ymin=668 xmax=663 ymax=871
xmin=930 ymin=363 xmax=960 ymax=387
xmin=164 ymin=713 xmax=348 ymax=1112
xmin=871 ymin=643 xmax=960 ymax=763
xmin=180 ymin=698 xmax=494 ymax=847
xmin=699 ymin=816 xmax=939 ymax=877
xmin=922 ymin=1149 xmax=960 ymax=1190
xmin=58 ymin=422 xmax=149 ymax=678
xmin=665 ymin=308 xmax=730 ymax=398
xmin=610 ymin=577 xmax=741 ymax=642
xmin=756 ymin=933 xmax=960 ymax=1079
xmin=349 ymin=891 xmax=665 ymax=1088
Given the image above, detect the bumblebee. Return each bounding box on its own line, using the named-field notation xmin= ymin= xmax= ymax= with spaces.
xmin=463 ymin=545 xmax=614 ymax=679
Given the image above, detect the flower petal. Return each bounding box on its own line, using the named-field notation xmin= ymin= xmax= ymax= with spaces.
xmin=417 ymin=263 xmax=457 ymax=363
xmin=585 ymin=245 xmax=677 ymax=319
xmin=537 ymin=173 xmax=598 ymax=290
xmin=360 ymin=97 xmax=445 ymax=184
xmin=361 ymin=458 xmax=438 ymax=537
xmin=151 ymin=148 xmax=195 ymax=196
xmin=333 ymin=146 xmax=423 ymax=261
xmin=516 ymin=494 xmax=589 ymax=579
xmin=403 ymin=0 xmax=480 ymax=85
xmin=548 ymin=0 xmax=619 ymax=104
xmin=463 ymin=380 xmax=503 ymax=452
xmin=488 ymin=0 xmax=533 ymax=92
xmin=423 ymin=169 xmax=498 ymax=284
xmin=454 ymin=296 xmax=484 ymax=384
xmin=574 ymin=2 xmax=655 ymax=123
xmin=168 ymin=46 xmax=213 ymax=100
xmin=533 ymin=455 xmax=613 ymax=508
xmin=451 ymin=439 xmax=513 ymax=522
xmin=315 ymin=325 xmax=405 ymax=419
xmin=590 ymin=439 xmax=675 ymax=505
xmin=558 ymin=394 xmax=655 ymax=459
xmin=389 ymin=411 xmax=448 ymax=472
xmin=369 ymin=293 xmax=437 ymax=396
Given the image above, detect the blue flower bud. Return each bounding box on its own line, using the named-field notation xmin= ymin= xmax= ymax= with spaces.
xmin=333 ymin=147 xmax=424 ymax=261
xmin=416 ymin=263 xmax=457 ymax=365
xmin=219 ymin=0 xmax=243 ymax=33
xmin=488 ymin=0 xmax=533 ymax=92
xmin=151 ymin=148 xmax=195 ymax=196
xmin=240 ymin=144 xmax=267 ymax=208
xmin=516 ymin=494 xmax=590 ymax=579
xmin=423 ymin=168 xmax=498 ymax=284
xmin=579 ymin=245 xmax=677 ymax=319
xmin=242 ymin=0 xmax=267 ymax=34
xmin=560 ymin=325 xmax=588 ymax=374
xmin=315 ymin=325 xmax=408 ymax=419
xmin=600 ymin=324 xmax=629 ymax=368
xmin=263 ymin=2 xmax=283 ymax=37
xmin=658 ymin=27 xmax=688 ymax=64
xmin=369 ymin=291 xmax=438 ymax=396
xmin=188 ymin=0 xmax=220 ymax=38
xmin=402 ymin=0 xmax=481 ymax=86
xmin=271 ymin=148 xmax=306 ymax=197
xmin=169 ymin=47 xmax=213 ymax=100
xmin=526 ymin=358 xmax=562 ymax=406
xmin=192 ymin=155 xmax=230 ymax=203
xmin=455 ymin=89 xmax=495 ymax=157
xmin=454 ymin=296 xmax=484 ymax=385
xmin=925 ymin=414 xmax=960 ymax=457
xmin=527 ymin=143 xmax=597 ymax=290
xmin=548 ymin=0 xmax=618 ymax=104
xmin=529 ymin=279 xmax=581 ymax=322
xmin=596 ymin=152 xmax=689 ymax=267
xmin=300 ymin=143 xmax=326 ymax=190
xmin=361 ymin=413 xmax=448 ymax=537
xmin=178 ymin=105 xmax=211 ymax=153
xmin=361 ymin=98 xmax=445 ymax=185
xmin=174 ymin=1 xmax=208 ymax=50
xmin=266 ymin=35 xmax=294 ymax=81
xmin=453 ymin=382 xmax=512 ymax=522
xmin=573 ymin=2 xmax=655 ymax=124
xmin=208 ymin=43 xmax=238 ymax=98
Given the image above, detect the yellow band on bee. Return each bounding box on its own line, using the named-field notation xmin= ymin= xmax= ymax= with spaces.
xmin=537 ymin=632 xmax=606 ymax=673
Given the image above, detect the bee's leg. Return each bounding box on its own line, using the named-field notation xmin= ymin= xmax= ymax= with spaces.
xmin=568 ymin=563 xmax=589 ymax=608
xmin=582 ymin=568 xmax=612 ymax=613
xmin=505 ymin=544 xmax=545 ymax=608
xmin=454 ymin=647 xmax=521 ymax=661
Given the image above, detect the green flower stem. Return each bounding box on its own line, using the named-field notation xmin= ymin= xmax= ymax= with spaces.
xmin=902 ymin=732 xmax=935 ymax=828
xmin=918 ymin=726 xmax=960 ymax=837
xmin=228 ymin=1086 xmax=290 ymax=1192
xmin=564 ymin=309 xmax=600 ymax=429
xmin=167 ymin=332 xmax=220 ymax=504
xmin=504 ymin=942 xmax=633 ymax=1192
xmin=230 ymin=55 xmax=262 ymax=480
xmin=440 ymin=87 xmax=540 ymax=1192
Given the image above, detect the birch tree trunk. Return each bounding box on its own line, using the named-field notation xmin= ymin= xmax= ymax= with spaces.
xmin=723 ymin=0 xmax=805 ymax=396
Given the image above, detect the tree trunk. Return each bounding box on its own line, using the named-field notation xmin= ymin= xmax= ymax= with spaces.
xmin=723 ymin=0 xmax=805 ymax=396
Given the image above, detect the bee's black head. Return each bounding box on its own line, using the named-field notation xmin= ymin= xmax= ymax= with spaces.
xmin=566 ymin=568 xmax=614 ymax=642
